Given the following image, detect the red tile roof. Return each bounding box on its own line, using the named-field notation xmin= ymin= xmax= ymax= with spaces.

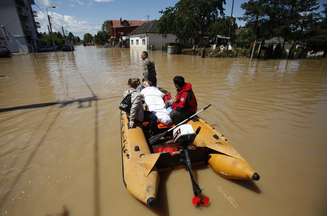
xmin=111 ymin=20 xmax=148 ymax=28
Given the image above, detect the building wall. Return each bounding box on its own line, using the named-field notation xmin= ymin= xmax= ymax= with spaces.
xmin=129 ymin=34 xmax=147 ymax=50
xmin=130 ymin=33 xmax=177 ymax=50
xmin=0 ymin=0 xmax=38 ymax=53
xmin=148 ymin=33 xmax=177 ymax=50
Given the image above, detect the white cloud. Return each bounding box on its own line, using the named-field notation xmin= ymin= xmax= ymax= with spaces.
xmin=36 ymin=0 xmax=51 ymax=7
xmin=94 ymin=0 xmax=113 ymax=2
xmin=70 ymin=0 xmax=85 ymax=6
xmin=36 ymin=11 xmax=101 ymax=37
xmin=36 ymin=0 xmax=89 ymax=8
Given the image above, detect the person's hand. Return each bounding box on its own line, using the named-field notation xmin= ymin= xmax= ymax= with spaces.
xmin=165 ymin=99 xmax=173 ymax=107
xmin=129 ymin=121 xmax=136 ymax=128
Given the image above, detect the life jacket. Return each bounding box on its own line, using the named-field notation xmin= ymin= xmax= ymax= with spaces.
xmin=172 ymin=83 xmax=197 ymax=115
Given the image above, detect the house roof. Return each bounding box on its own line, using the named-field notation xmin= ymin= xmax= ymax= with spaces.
xmin=130 ymin=20 xmax=160 ymax=35
xmin=111 ymin=20 xmax=147 ymax=28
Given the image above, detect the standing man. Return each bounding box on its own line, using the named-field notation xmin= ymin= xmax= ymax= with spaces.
xmin=141 ymin=51 xmax=157 ymax=86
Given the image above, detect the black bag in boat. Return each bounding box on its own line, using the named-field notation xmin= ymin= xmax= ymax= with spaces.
xmin=119 ymin=93 xmax=132 ymax=113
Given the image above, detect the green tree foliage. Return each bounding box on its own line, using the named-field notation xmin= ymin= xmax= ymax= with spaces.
xmin=74 ymin=36 xmax=81 ymax=44
xmin=241 ymin=0 xmax=326 ymax=57
xmin=241 ymin=0 xmax=323 ymax=43
xmin=102 ymin=20 xmax=111 ymax=33
xmin=235 ymin=27 xmax=256 ymax=48
xmin=94 ymin=31 xmax=109 ymax=45
xmin=240 ymin=0 xmax=269 ymax=39
xmin=62 ymin=32 xmax=81 ymax=45
xmin=209 ymin=17 xmax=238 ymax=41
xmin=83 ymin=33 xmax=94 ymax=44
xmin=158 ymin=0 xmax=226 ymax=45
xmin=39 ymin=32 xmax=65 ymax=47
xmin=303 ymin=3 xmax=326 ymax=53
xmin=67 ymin=32 xmax=74 ymax=42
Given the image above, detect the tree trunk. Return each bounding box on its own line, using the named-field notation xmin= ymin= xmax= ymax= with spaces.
xmin=282 ymin=39 xmax=286 ymax=58
xmin=250 ymin=40 xmax=257 ymax=59
xmin=256 ymin=40 xmax=264 ymax=58
xmin=287 ymin=42 xmax=296 ymax=59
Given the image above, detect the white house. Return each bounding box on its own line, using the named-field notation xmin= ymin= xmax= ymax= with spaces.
xmin=129 ymin=20 xmax=177 ymax=50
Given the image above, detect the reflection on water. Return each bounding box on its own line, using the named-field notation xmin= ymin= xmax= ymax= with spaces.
xmin=0 ymin=47 xmax=326 ymax=216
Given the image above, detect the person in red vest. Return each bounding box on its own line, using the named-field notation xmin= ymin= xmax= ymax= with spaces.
xmin=170 ymin=76 xmax=197 ymax=124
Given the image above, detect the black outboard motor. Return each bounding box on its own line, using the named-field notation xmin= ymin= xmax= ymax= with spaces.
xmin=173 ymin=124 xmax=209 ymax=207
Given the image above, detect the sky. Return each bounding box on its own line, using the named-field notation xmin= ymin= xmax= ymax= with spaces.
xmin=33 ymin=0 xmax=325 ymax=38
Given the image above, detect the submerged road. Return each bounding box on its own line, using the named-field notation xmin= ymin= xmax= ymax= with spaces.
xmin=0 ymin=47 xmax=326 ymax=216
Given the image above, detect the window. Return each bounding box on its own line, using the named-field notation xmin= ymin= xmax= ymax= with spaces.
xmin=130 ymin=39 xmax=133 ymax=45
xmin=136 ymin=39 xmax=139 ymax=45
xmin=142 ymin=39 xmax=145 ymax=45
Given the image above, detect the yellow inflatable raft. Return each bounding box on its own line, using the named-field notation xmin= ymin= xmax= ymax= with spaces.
xmin=120 ymin=111 xmax=259 ymax=207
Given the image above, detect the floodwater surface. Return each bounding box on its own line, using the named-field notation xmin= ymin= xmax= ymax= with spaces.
xmin=0 ymin=47 xmax=326 ymax=216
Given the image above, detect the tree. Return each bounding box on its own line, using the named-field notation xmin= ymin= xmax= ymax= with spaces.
xmin=303 ymin=3 xmax=326 ymax=54
xmin=67 ymin=32 xmax=75 ymax=42
xmin=241 ymin=0 xmax=324 ymax=57
xmin=241 ymin=0 xmax=270 ymax=40
xmin=158 ymin=0 xmax=226 ymax=46
xmin=235 ymin=27 xmax=256 ymax=48
xmin=102 ymin=21 xmax=111 ymax=32
xmin=209 ymin=17 xmax=238 ymax=41
xmin=83 ymin=33 xmax=94 ymax=44
xmin=94 ymin=31 xmax=109 ymax=45
xmin=39 ymin=32 xmax=65 ymax=48
xmin=74 ymin=36 xmax=81 ymax=44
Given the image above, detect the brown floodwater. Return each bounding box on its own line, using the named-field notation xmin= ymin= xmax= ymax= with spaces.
xmin=0 ymin=47 xmax=326 ymax=216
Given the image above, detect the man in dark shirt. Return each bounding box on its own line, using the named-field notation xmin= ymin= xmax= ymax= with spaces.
xmin=141 ymin=51 xmax=157 ymax=86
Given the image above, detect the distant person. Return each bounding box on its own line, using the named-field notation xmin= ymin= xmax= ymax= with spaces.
xmin=141 ymin=51 xmax=157 ymax=86
xmin=120 ymin=78 xmax=144 ymax=128
xmin=141 ymin=81 xmax=172 ymax=126
xmin=169 ymin=76 xmax=197 ymax=124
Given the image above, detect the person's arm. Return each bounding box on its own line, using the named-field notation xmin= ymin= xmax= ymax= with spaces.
xmin=142 ymin=60 xmax=149 ymax=80
xmin=129 ymin=92 xmax=143 ymax=128
xmin=172 ymin=91 xmax=188 ymax=111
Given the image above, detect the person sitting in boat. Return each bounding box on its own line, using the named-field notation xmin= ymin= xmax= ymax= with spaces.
xmin=169 ymin=76 xmax=197 ymax=124
xmin=120 ymin=78 xmax=144 ymax=128
xmin=141 ymin=81 xmax=172 ymax=131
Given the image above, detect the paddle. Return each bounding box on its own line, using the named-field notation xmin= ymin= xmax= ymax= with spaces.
xmin=148 ymin=104 xmax=212 ymax=145
xmin=182 ymin=147 xmax=210 ymax=207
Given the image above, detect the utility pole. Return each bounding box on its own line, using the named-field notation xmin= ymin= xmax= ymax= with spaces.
xmin=47 ymin=8 xmax=52 ymax=33
xmin=62 ymin=26 xmax=65 ymax=37
xmin=46 ymin=5 xmax=56 ymax=34
xmin=228 ymin=0 xmax=235 ymax=39
xmin=46 ymin=5 xmax=56 ymax=48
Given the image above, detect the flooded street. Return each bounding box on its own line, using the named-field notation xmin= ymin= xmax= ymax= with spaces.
xmin=0 ymin=47 xmax=326 ymax=216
